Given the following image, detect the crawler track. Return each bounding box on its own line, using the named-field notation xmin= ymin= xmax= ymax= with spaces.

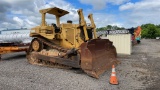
xmin=27 ymin=37 xmax=72 ymax=69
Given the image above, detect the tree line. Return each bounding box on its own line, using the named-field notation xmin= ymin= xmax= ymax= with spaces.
xmin=96 ymin=24 xmax=160 ymax=39
xmin=141 ymin=24 xmax=160 ymax=39
xmin=96 ymin=25 xmax=125 ymax=31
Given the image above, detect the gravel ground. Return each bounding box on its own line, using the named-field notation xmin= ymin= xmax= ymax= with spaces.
xmin=0 ymin=39 xmax=160 ymax=90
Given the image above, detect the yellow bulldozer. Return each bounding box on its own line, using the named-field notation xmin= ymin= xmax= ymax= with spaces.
xmin=27 ymin=7 xmax=118 ymax=78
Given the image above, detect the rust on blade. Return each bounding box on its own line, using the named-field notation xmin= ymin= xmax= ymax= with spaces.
xmin=80 ymin=39 xmax=119 ymax=78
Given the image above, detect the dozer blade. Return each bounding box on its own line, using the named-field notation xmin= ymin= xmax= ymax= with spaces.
xmin=80 ymin=39 xmax=119 ymax=78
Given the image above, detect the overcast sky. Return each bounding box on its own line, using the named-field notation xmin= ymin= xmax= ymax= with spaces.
xmin=0 ymin=0 xmax=160 ymax=30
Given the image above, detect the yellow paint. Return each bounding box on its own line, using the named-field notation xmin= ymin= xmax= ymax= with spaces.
xmin=30 ymin=7 xmax=97 ymax=49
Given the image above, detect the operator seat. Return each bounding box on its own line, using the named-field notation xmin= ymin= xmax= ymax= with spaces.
xmin=52 ymin=23 xmax=60 ymax=33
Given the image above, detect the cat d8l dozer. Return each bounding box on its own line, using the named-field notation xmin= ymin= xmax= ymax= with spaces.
xmin=27 ymin=7 xmax=118 ymax=78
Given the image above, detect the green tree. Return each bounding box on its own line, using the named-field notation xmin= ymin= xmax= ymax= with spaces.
xmin=141 ymin=23 xmax=160 ymax=39
xmin=96 ymin=25 xmax=125 ymax=31
xmin=106 ymin=25 xmax=112 ymax=30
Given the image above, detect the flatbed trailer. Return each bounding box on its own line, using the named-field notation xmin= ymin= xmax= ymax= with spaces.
xmin=0 ymin=46 xmax=28 ymax=60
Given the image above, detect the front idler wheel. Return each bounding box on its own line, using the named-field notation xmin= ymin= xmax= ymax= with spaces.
xmin=32 ymin=38 xmax=43 ymax=52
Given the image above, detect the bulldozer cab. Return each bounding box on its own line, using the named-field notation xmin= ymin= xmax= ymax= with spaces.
xmin=39 ymin=7 xmax=69 ymax=27
xmin=30 ymin=7 xmax=70 ymax=39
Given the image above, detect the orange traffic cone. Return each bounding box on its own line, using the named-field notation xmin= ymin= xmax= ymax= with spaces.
xmin=110 ymin=65 xmax=118 ymax=85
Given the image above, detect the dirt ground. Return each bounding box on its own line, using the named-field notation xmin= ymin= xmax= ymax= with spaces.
xmin=0 ymin=39 xmax=159 ymax=90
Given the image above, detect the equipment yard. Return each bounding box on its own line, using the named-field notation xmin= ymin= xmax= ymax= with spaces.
xmin=0 ymin=39 xmax=159 ymax=90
